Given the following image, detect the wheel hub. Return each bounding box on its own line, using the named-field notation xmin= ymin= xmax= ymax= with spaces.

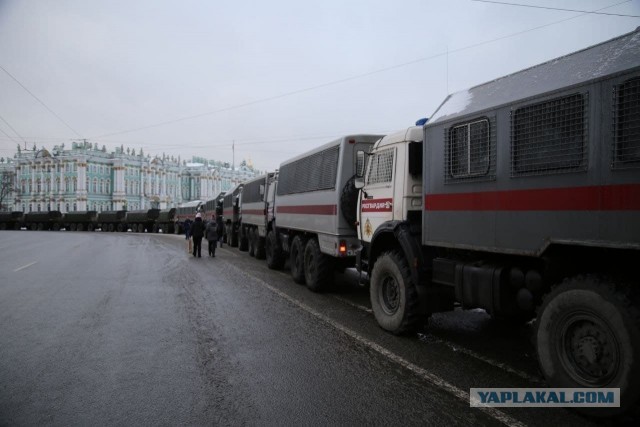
xmin=381 ymin=276 xmax=399 ymax=315
xmin=561 ymin=315 xmax=619 ymax=386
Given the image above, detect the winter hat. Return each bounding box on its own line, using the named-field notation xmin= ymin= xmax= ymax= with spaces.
xmin=196 ymin=213 xmax=202 ymax=218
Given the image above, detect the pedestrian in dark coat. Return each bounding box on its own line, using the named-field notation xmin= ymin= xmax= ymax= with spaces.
xmin=184 ymin=218 xmax=192 ymax=239
xmin=191 ymin=213 xmax=206 ymax=258
xmin=205 ymin=214 xmax=218 ymax=257
xmin=216 ymin=215 xmax=224 ymax=248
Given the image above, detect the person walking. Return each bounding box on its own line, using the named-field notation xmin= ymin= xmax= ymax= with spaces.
xmin=191 ymin=213 xmax=206 ymax=258
xmin=205 ymin=214 xmax=218 ymax=257
xmin=184 ymin=218 xmax=192 ymax=254
xmin=216 ymin=214 xmax=224 ymax=248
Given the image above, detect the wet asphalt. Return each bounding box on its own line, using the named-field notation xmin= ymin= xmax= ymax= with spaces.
xmin=0 ymin=231 xmax=633 ymax=426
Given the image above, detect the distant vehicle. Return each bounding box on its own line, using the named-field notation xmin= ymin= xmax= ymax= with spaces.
xmin=0 ymin=208 xmax=174 ymax=233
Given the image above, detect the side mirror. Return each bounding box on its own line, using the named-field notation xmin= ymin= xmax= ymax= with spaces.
xmin=259 ymin=184 xmax=265 ymax=197
xmin=355 ymin=177 xmax=365 ymax=189
xmin=356 ymin=151 xmax=366 ymax=178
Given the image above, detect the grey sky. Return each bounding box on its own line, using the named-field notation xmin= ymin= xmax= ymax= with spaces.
xmin=1 ymin=0 xmax=639 ymax=172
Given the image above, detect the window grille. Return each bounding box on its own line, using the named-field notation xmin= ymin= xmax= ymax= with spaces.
xmin=366 ymin=147 xmax=394 ymax=185
xmin=445 ymin=117 xmax=495 ymax=183
xmin=511 ymin=93 xmax=588 ymax=176
xmin=277 ymin=145 xmax=339 ymax=195
xmin=612 ymin=77 xmax=640 ymax=169
xmin=242 ymin=179 xmax=263 ymax=203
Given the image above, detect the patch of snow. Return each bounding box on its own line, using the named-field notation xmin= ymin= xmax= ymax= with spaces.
xmin=429 ymin=90 xmax=473 ymax=124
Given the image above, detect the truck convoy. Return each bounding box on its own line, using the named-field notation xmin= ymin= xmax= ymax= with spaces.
xmin=224 ymin=29 xmax=640 ymax=413
xmin=0 ymin=208 xmax=176 ymax=233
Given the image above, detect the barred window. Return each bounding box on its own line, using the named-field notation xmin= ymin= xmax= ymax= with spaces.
xmin=613 ymin=77 xmax=640 ymax=168
xmin=242 ymin=178 xmax=263 ymax=203
xmin=366 ymin=148 xmax=394 ymax=185
xmin=448 ymin=119 xmax=489 ymax=178
xmin=511 ymin=93 xmax=587 ymax=176
xmin=277 ymin=145 xmax=340 ymax=195
xmin=444 ymin=117 xmax=496 ymax=183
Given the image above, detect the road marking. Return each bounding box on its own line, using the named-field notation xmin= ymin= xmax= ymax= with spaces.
xmin=417 ymin=333 xmax=543 ymax=384
xmin=331 ymin=295 xmax=373 ymax=313
xmin=230 ymin=264 xmax=525 ymax=427
xmin=14 ymin=261 xmax=37 ymax=272
xmin=277 ymin=266 xmax=542 ymax=384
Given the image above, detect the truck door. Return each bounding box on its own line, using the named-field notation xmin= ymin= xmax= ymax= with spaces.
xmin=359 ymin=146 xmax=396 ymax=245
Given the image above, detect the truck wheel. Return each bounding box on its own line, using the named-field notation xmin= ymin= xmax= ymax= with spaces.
xmin=239 ymin=228 xmax=249 ymax=252
xmin=536 ymin=276 xmax=640 ymax=415
xmin=304 ymin=238 xmax=334 ymax=292
xmin=76 ymin=223 xmax=84 ymax=231
xmin=69 ymin=223 xmax=77 ymax=231
xmin=37 ymin=223 xmax=44 ymax=231
xmin=248 ymin=229 xmax=256 ymax=257
xmin=255 ymin=236 xmax=266 ymax=260
xmin=87 ymin=224 xmax=94 ymax=232
xmin=290 ymin=235 xmax=307 ymax=284
xmin=53 ymin=223 xmax=61 ymax=231
xmin=0 ymin=223 xmax=6 ymax=230
xmin=370 ymin=251 xmax=421 ymax=334
xmin=265 ymin=230 xmax=285 ymax=270
xmin=117 ymin=223 xmax=124 ymax=232
xmin=153 ymin=224 xmax=159 ymax=233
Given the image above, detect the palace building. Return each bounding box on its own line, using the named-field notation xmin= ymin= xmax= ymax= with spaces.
xmin=0 ymin=141 xmax=259 ymax=212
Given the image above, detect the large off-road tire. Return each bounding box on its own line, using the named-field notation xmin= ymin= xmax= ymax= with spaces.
xmin=239 ymin=227 xmax=249 ymax=252
xmin=76 ymin=223 xmax=84 ymax=231
xmin=303 ymin=238 xmax=334 ymax=292
xmin=69 ymin=223 xmax=77 ymax=231
xmin=117 ymin=223 xmax=125 ymax=232
xmin=0 ymin=223 xmax=6 ymax=230
xmin=87 ymin=224 xmax=94 ymax=232
xmin=265 ymin=230 xmax=285 ymax=270
xmin=248 ymin=228 xmax=256 ymax=257
xmin=255 ymin=236 xmax=266 ymax=260
xmin=536 ymin=276 xmax=640 ymax=415
xmin=370 ymin=251 xmax=422 ymax=335
xmin=340 ymin=175 xmax=359 ymax=229
xmin=229 ymin=225 xmax=239 ymax=247
xmin=290 ymin=235 xmax=308 ymax=284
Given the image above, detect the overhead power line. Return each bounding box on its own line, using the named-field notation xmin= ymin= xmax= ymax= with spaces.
xmin=471 ymin=0 xmax=640 ymax=18
xmin=0 ymin=113 xmax=27 ymax=144
xmin=0 ymin=64 xmax=84 ymax=138
xmin=91 ymin=0 xmax=634 ymax=141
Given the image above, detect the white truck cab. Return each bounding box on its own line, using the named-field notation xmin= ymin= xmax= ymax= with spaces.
xmin=357 ymin=126 xmax=423 ymax=246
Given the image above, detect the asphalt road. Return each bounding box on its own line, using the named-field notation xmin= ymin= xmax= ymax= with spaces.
xmin=0 ymin=231 xmax=631 ymax=426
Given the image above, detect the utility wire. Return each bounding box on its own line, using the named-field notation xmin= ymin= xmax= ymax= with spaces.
xmin=471 ymin=0 xmax=640 ymax=18
xmin=0 ymin=64 xmax=84 ymax=138
xmin=92 ymin=0 xmax=634 ymax=141
xmin=0 ymin=113 xmax=28 ymax=144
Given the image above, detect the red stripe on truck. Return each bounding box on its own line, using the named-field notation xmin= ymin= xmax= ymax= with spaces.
xmin=276 ymin=205 xmax=337 ymax=215
xmin=425 ymin=184 xmax=640 ymax=211
xmin=242 ymin=209 xmax=265 ymax=215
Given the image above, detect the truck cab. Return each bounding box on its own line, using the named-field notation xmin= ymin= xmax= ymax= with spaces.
xmin=357 ymin=126 xmax=423 ymax=268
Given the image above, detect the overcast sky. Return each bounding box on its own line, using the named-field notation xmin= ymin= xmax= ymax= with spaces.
xmin=1 ymin=0 xmax=639 ymax=172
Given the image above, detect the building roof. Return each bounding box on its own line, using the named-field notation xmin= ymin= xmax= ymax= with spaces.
xmin=428 ymin=28 xmax=640 ymax=125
